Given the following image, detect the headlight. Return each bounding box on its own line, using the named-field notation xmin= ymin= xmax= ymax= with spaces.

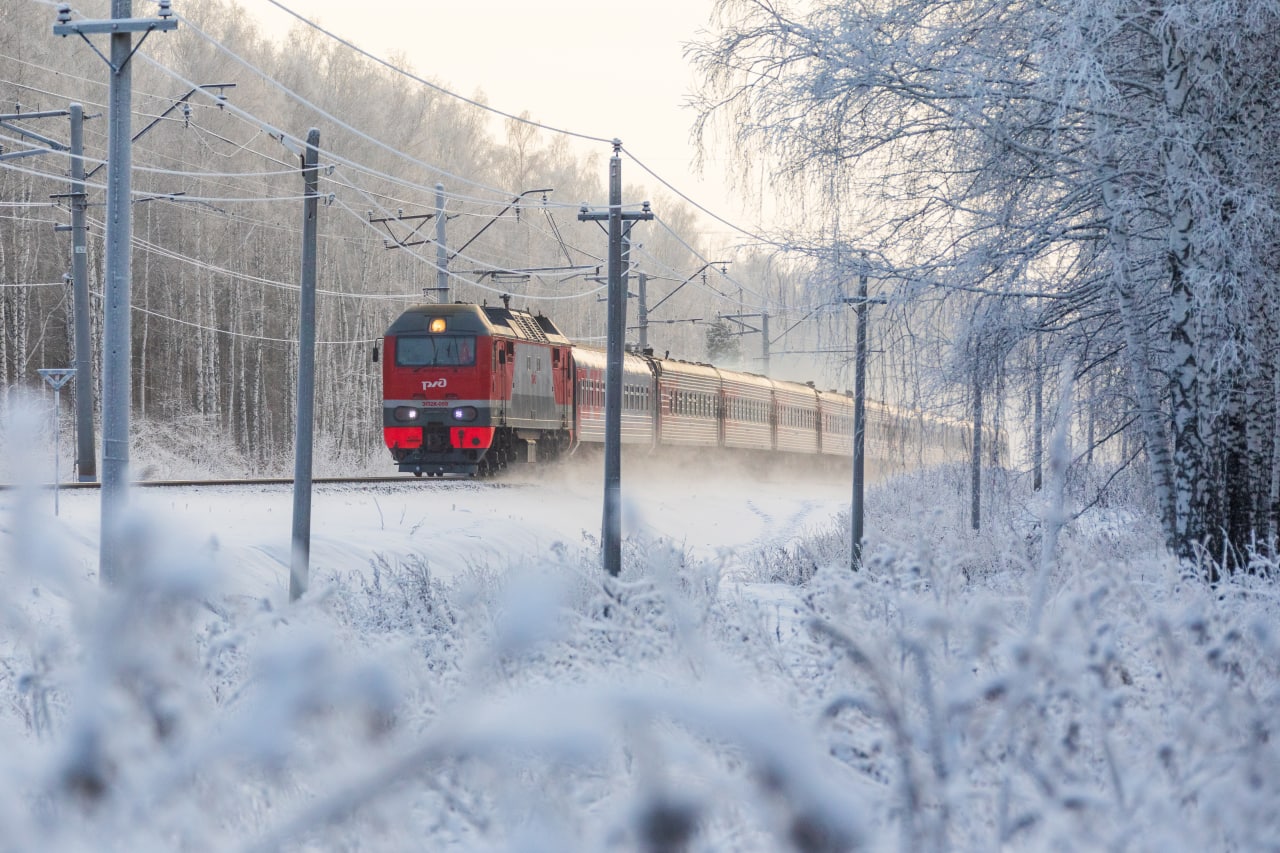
xmin=451 ymin=406 xmax=477 ymax=422
xmin=394 ymin=406 xmax=420 ymax=421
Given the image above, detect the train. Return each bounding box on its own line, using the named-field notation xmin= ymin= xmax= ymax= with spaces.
xmin=378 ymin=301 xmax=972 ymax=478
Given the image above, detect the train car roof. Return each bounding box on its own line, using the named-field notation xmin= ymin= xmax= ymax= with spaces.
xmin=816 ymin=388 xmax=855 ymax=405
xmin=570 ymin=345 xmax=655 ymax=374
xmin=386 ymin=303 xmax=570 ymax=345
xmin=650 ymin=356 xmax=721 ymax=381
xmin=717 ymin=371 xmax=774 ymax=392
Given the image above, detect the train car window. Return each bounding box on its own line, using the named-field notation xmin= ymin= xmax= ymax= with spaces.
xmin=395 ymin=334 xmax=477 ymax=367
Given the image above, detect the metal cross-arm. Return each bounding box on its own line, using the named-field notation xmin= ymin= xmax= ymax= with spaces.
xmin=647 ymin=260 xmax=729 ymax=315
xmin=84 ymin=83 xmax=234 ymax=181
xmin=53 ymin=1 xmax=178 ymax=76
xmin=449 ymin=188 xmax=553 ymax=261
xmin=0 ymin=111 xmax=70 ymax=160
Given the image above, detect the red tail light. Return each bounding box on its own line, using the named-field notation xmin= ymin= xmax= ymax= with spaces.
xmin=450 ymin=427 xmax=495 ymax=449
xmin=384 ymin=426 xmax=423 ymax=450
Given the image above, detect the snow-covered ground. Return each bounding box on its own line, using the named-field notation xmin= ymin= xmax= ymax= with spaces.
xmin=11 ymin=460 xmax=853 ymax=602
xmin=2 ymin=440 xmax=1278 ymax=851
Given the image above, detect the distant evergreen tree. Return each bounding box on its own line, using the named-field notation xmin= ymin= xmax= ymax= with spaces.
xmin=705 ymin=321 xmax=741 ymax=364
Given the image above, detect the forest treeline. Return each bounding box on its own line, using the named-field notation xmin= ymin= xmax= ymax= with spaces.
xmin=0 ymin=0 xmax=736 ymax=471
xmin=8 ymin=0 xmax=1280 ymax=573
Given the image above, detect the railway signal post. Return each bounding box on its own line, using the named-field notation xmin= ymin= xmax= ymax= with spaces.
xmin=37 ymin=369 xmax=75 ymax=516
xmin=579 ymin=141 xmax=652 ymax=577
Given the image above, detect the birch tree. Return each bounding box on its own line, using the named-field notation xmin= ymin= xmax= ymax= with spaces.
xmin=691 ymin=0 xmax=1280 ymax=571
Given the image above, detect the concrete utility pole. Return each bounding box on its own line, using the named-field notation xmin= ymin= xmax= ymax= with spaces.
xmin=0 ymin=105 xmax=97 ymax=482
xmin=290 ymin=128 xmax=321 ymax=603
xmin=67 ymin=105 xmax=95 ymax=482
xmin=842 ymin=258 xmax=885 ymax=570
xmin=850 ymin=266 xmax=870 ymax=568
xmin=435 ymin=183 xmax=448 ymax=303
xmin=579 ymin=141 xmax=652 ymax=578
xmin=636 ymin=272 xmax=649 ymax=351
xmin=55 ymin=0 xmax=177 ymax=583
xmin=971 ymin=361 xmax=983 ymax=532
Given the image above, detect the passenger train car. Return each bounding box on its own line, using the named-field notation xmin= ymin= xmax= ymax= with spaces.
xmin=379 ymin=302 xmax=973 ymax=477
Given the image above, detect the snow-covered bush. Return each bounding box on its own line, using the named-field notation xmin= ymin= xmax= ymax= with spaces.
xmin=1 ymin=438 xmax=1277 ymax=850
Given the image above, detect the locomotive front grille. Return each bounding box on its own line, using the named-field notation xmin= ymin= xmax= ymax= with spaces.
xmin=424 ymin=426 xmax=450 ymax=453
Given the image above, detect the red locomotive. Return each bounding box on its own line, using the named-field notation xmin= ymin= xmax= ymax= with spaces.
xmin=380 ymin=302 xmax=973 ymax=477
xmin=379 ymin=301 xmax=575 ymax=476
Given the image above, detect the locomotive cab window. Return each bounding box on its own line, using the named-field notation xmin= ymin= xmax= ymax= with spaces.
xmin=396 ymin=334 xmax=477 ymax=367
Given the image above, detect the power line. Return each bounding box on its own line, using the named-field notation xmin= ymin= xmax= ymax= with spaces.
xmin=253 ymin=0 xmax=804 ymax=265
xmin=261 ymin=0 xmax=615 ymax=147
xmin=156 ymin=15 xmax=540 ymax=204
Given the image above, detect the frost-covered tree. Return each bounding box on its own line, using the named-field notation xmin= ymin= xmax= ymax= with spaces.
xmin=691 ymin=0 xmax=1280 ymax=571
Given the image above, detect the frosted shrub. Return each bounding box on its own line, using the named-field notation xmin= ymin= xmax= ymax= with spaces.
xmin=745 ymin=470 xmax=1280 ymax=851
xmin=1 ymin=444 xmax=1277 ymax=851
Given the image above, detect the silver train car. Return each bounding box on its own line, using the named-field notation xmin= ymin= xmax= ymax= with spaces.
xmin=569 ymin=346 xmax=974 ymax=470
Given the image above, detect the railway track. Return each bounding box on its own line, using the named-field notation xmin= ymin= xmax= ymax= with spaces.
xmin=0 ymin=475 xmax=524 ymax=491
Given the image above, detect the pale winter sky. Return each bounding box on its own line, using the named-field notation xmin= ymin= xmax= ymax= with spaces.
xmin=245 ymin=0 xmax=761 ymax=243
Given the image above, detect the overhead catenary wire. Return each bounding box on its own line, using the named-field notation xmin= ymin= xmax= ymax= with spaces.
xmin=320 ymin=166 xmax=608 ymax=292
xmin=327 ymin=195 xmax=608 ymax=302
xmin=621 ymin=145 xmax=780 ymax=251
xmin=0 ymin=130 xmax=314 ymax=204
xmin=82 ymin=213 xmax=426 ymax=301
xmin=131 ymin=44 xmax=590 ymax=221
xmin=112 ymin=289 xmax=381 ymax=345
xmin=15 ymin=2 xmax=785 ymax=264
xmin=261 ymin=0 xmax=615 ymax=148
xmin=649 ymin=215 xmax=769 ymax=306
xmin=257 ymin=0 xmax=787 ymax=251
xmin=159 ymin=12 xmax=548 ymax=206
xmin=111 ymin=5 xmax=773 ymax=240
xmin=14 ymin=3 xmax=813 ymax=327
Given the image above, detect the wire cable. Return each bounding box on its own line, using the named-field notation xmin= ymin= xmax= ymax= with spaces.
xmin=261 ymin=0 xmax=615 ymax=147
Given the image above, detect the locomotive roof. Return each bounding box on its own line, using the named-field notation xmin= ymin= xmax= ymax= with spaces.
xmin=386 ymin=303 xmax=570 ymax=345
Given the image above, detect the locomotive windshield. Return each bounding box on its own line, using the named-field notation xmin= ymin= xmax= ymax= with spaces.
xmin=395 ymin=334 xmax=477 ymax=367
